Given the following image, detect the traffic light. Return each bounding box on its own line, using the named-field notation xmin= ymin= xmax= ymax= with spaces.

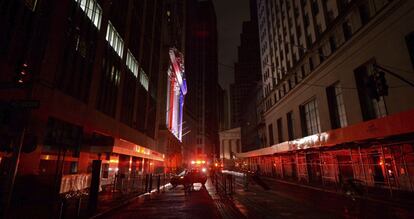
xmin=375 ymin=71 xmax=389 ymax=96
xmin=13 ymin=62 xmax=32 ymax=87
xmin=366 ymin=74 xmax=380 ymax=101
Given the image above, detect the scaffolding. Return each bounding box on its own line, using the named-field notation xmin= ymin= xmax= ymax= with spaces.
xmin=242 ymin=142 xmax=414 ymax=196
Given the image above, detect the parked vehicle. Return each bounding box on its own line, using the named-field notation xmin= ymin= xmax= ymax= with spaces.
xmin=170 ymin=169 xmax=207 ymax=187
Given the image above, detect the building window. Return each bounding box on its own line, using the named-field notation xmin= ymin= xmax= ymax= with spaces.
xmin=304 ymin=14 xmax=310 ymax=27
xmin=354 ymin=60 xmax=387 ymax=121
xmin=75 ymin=0 xmax=102 ymax=29
xmin=326 ymin=82 xmax=348 ymax=129
xmin=309 ymin=57 xmax=314 ymax=71
xmin=327 ymin=10 xmax=335 ymax=23
xmin=268 ymin=124 xmax=274 ymax=146
xmin=329 ymin=36 xmax=337 ymax=53
xmin=277 ymin=118 xmax=283 ymax=143
xmin=406 ymin=31 xmax=414 ymax=68
xmin=139 ymin=69 xmax=149 ymax=91
xmin=311 ymin=0 xmax=319 ymax=15
xmin=287 ymin=111 xmax=294 ymax=140
xmin=97 ymin=52 xmax=121 ymax=117
xmin=359 ymin=3 xmax=371 ymax=25
xmin=105 ymin=21 xmax=124 ymax=58
xmin=318 ymin=48 xmax=325 ymax=62
xmin=343 ymin=21 xmax=352 ymax=41
xmin=126 ymin=50 xmax=139 ymax=77
xmin=338 ymin=0 xmax=349 ymax=12
xmin=300 ymin=98 xmax=321 ymax=136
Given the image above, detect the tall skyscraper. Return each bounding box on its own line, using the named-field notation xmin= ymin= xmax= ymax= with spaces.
xmin=184 ymin=0 xmax=219 ymax=162
xmin=229 ymin=0 xmax=262 ymax=151
xmin=156 ymin=0 xmax=187 ymax=173
xmin=0 ymin=0 xmax=173 ymax=217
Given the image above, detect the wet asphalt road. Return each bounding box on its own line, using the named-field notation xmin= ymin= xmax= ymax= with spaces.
xmin=101 ymin=176 xmax=414 ymax=219
xmin=101 ymin=182 xmax=221 ymax=219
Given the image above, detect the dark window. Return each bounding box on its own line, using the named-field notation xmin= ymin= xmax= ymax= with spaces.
xmin=405 ymin=31 xmax=414 ymax=68
xmin=338 ymin=0 xmax=349 ymax=12
xmin=57 ymin=0 xmax=97 ymax=103
xmin=0 ymin=1 xmax=22 ymax=57
xmin=327 ymin=10 xmax=335 ymax=23
xmin=297 ymin=25 xmax=302 ymax=37
xmin=326 ymin=82 xmax=348 ymax=129
xmin=304 ymin=14 xmax=310 ymax=27
xmin=316 ymin=24 xmax=322 ymax=37
xmin=268 ymin=124 xmax=274 ymax=146
xmin=306 ymin=34 xmax=312 ymax=47
xmin=97 ymin=48 xmax=121 ymax=118
xmin=309 ymin=57 xmax=314 ymax=71
xmin=329 ymin=36 xmax=337 ymax=53
xmin=319 ymin=48 xmax=325 ymax=62
xmin=287 ymin=111 xmax=295 ymax=140
xmin=359 ymin=4 xmax=370 ymax=25
xmin=277 ymin=118 xmax=283 ymax=143
xmin=43 ymin=117 xmax=83 ymax=159
xmin=300 ymin=99 xmax=321 ymax=136
xmin=312 ymin=0 xmax=319 ymax=15
xmin=301 ymin=0 xmax=307 ymax=6
xmin=354 ymin=60 xmax=387 ymax=121
xmin=343 ymin=21 xmax=352 ymax=41
xmin=136 ymin=85 xmax=148 ymax=131
xmin=120 ymin=71 xmax=137 ymax=127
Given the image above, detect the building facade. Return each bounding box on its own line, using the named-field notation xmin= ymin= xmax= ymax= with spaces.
xmin=156 ymin=0 xmax=188 ymax=173
xmin=230 ymin=0 xmax=261 ymax=129
xmin=239 ymin=0 xmax=414 ymax=194
xmin=184 ymin=0 xmax=219 ymax=162
xmin=0 ymin=0 xmax=174 ymax=217
xmin=219 ymin=127 xmax=241 ymax=168
xmin=218 ymin=85 xmax=230 ymax=132
xmin=229 ymin=0 xmax=262 ymax=152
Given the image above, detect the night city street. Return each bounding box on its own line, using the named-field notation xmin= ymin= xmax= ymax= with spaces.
xmin=99 ymin=175 xmax=414 ymax=219
xmin=2 ymin=0 xmax=414 ymax=218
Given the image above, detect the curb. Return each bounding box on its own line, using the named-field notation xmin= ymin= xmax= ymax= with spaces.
xmin=89 ymin=183 xmax=172 ymax=219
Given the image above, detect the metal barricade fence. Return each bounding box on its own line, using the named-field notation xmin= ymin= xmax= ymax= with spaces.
xmin=214 ymin=172 xmax=235 ymax=196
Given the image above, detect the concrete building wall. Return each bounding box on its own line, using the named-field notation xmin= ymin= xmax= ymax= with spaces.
xmin=257 ymin=0 xmax=414 ymax=146
xmin=219 ymin=127 xmax=241 ymax=161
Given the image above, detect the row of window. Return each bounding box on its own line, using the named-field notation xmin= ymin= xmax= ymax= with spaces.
xmin=106 ymin=21 xmax=124 ymax=58
xmin=261 ymin=0 xmax=381 ymax=85
xmin=262 ymin=0 xmax=394 ymax=112
xmin=75 ymin=0 xmax=102 ymax=29
xmin=267 ymin=58 xmax=394 ymax=146
xmin=106 ymin=19 xmax=149 ymax=91
xmin=126 ymin=50 xmax=139 ymax=77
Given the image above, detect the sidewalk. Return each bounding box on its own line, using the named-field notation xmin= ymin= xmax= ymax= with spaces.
xmin=205 ymin=179 xmax=246 ymax=219
xmin=90 ymin=183 xmax=171 ymax=218
xmin=99 ymin=180 xmax=223 ymax=219
xmin=92 ymin=178 xmax=253 ymax=219
xmin=261 ymin=176 xmax=414 ymax=208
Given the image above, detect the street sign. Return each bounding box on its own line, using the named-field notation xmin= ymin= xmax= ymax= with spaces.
xmin=0 ymin=100 xmax=40 ymax=109
xmin=10 ymin=100 xmax=39 ymax=109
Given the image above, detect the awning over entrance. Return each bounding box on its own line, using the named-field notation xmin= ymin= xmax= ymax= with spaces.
xmin=90 ymin=138 xmax=164 ymax=162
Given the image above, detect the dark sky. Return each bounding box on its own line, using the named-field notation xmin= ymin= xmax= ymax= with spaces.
xmin=212 ymin=0 xmax=250 ymax=91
